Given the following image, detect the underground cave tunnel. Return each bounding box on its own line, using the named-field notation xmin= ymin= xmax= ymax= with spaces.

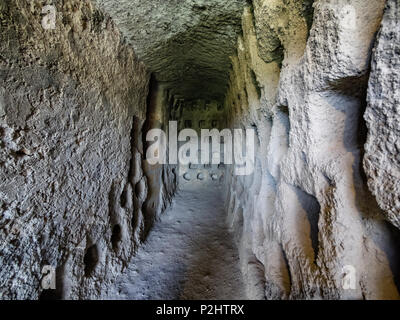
xmin=0 ymin=0 xmax=400 ymax=301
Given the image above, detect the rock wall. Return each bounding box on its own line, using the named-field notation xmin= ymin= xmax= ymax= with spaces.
xmin=364 ymin=0 xmax=400 ymax=229
xmin=173 ymin=99 xmax=227 ymax=187
xmin=0 ymin=0 xmax=175 ymax=299
xmin=224 ymin=0 xmax=400 ymax=300
xmin=141 ymin=78 xmax=178 ymax=237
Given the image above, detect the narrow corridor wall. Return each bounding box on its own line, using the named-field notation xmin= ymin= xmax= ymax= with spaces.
xmin=224 ymin=0 xmax=400 ymax=300
xmin=0 ymin=0 xmax=175 ymax=299
xmin=141 ymin=78 xmax=178 ymax=237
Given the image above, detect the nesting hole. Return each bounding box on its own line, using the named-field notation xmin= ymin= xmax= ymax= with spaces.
xmin=83 ymin=244 xmax=99 ymax=277
xmin=111 ymin=224 xmax=122 ymax=252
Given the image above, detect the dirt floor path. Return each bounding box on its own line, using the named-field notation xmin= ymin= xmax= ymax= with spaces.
xmin=105 ymin=183 xmax=246 ymax=300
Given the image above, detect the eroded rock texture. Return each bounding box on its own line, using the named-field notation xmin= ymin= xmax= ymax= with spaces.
xmin=0 ymin=0 xmax=176 ymax=299
xmin=224 ymin=0 xmax=400 ymax=300
xmin=364 ymin=0 xmax=400 ymax=228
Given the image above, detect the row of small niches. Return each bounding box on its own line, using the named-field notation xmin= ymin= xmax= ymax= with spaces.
xmin=181 ymin=171 xmax=223 ymax=182
xmin=186 ymin=163 xmax=226 ymax=170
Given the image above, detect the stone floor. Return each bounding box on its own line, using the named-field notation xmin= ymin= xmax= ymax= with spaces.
xmin=105 ymin=183 xmax=246 ymax=300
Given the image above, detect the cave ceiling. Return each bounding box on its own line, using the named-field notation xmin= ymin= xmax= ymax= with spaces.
xmin=95 ymin=0 xmax=246 ymax=101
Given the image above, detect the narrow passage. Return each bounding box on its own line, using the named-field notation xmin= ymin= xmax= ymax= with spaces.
xmin=106 ymin=183 xmax=246 ymax=300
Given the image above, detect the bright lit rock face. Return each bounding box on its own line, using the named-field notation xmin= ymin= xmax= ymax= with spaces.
xmin=94 ymin=0 xmax=245 ymax=100
xmin=364 ymin=0 xmax=400 ymax=229
xmin=223 ymin=0 xmax=400 ymax=300
xmin=1 ymin=0 xmax=400 ymax=301
xmin=173 ymin=100 xmax=227 ymax=187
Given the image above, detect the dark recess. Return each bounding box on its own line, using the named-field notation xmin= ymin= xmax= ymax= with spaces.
xmin=111 ymin=224 xmax=122 ymax=251
xmin=84 ymin=245 xmax=99 ymax=277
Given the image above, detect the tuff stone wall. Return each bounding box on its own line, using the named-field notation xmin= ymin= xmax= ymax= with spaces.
xmin=173 ymin=99 xmax=227 ymax=187
xmin=224 ymin=0 xmax=400 ymax=300
xmin=1 ymin=0 xmax=399 ymax=302
xmin=142 ymin=78 xmax=178 ymax=237
xmin=364 ymin=0 xmax=400 ymax=229
xmin=0 ymin=0 xmax=175 ymax=299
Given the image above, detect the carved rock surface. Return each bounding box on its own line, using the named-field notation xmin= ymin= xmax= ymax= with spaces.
xmin=224 ymin=0 xmax=400 ymax=300
xmin=0 ymin=0 xmax=176 ymax=299
xmin=1 ymin=0 xmax=400 ymax=301
xmin=364 ymin=0 xmax=400 ymax=228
